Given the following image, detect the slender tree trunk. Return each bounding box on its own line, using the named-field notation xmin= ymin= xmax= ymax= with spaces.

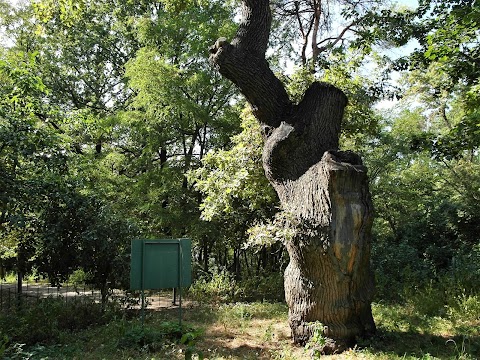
xmin=209 ymin=0 xmax=375 ymax=352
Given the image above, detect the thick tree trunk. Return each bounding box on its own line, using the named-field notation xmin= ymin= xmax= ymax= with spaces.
xmin=209 ymin=0 xmax=375 ymax=352
xmin=280 ymin=151 xmax=375 ymax=348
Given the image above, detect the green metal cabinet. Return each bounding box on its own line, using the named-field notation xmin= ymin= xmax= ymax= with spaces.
xmin=130 ymin=239 xmax=192 ymax=290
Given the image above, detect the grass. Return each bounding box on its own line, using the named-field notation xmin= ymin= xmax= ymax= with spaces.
xmin=1 ymin=299 xmax=479 ymax=359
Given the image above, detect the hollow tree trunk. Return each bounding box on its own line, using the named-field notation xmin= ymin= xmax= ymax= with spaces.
xmin=209 ymin=0 xmax=375 ymax=351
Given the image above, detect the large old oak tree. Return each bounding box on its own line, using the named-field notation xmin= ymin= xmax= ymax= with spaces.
xmin=209 ymin=0 xmax=376 ymax=352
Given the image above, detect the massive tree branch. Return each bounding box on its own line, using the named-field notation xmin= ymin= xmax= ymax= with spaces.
xmin=210 ymin=0 xmax=347 ymax=174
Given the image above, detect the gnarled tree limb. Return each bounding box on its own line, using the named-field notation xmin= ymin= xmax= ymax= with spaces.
xmin=209 ymin=0 xmax=291 ymax=129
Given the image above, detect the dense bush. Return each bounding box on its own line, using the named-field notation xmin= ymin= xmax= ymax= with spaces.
xmin=446 ymin=245 xmax=480 ymax=295
xmin=188 ymin=268 xmax=284 ymax=304
xmin=0 ymin=297 xmax=122 ymax=346
xmin=236 ymin=273 xmax=284 ymax=302
xmin=188 ymin=267 xmax=239 ymax=303
xmin=373 ymin=241 xmax=480 ymax=319
xmin=372 ymin=241 xmax=435 ymax=302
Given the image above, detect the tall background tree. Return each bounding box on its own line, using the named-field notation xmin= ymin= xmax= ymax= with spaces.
xmin=1 ymin=0 xmax=249 ymax=290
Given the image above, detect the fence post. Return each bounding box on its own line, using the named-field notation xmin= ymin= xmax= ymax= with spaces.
xmin=16 ymin=272 xmax=23 ymax=309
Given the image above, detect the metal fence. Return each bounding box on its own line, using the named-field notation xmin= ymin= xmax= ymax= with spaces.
xmin=0 ymin=280 xmax=185 ymax=312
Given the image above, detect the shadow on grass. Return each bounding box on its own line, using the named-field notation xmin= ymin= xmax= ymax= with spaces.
xmin=130 ymin=304 xmax=480 ymax=359
xmin=200 ymin=341 xmax=270 ymax=360
xmin=360 ymin=329 xmax=480 ymax=359
xmin=123 ymin=305 xmax=282 ymax=359
xmin=125 ymin=304 xmax=225 ymax=328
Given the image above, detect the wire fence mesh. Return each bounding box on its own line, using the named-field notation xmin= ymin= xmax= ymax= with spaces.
xmin=0 ymin=279 xmax=188 ymax=313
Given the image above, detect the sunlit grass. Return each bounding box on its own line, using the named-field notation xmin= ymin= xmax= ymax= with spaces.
xmin=1 ymin=298 xmax=478 ymax=359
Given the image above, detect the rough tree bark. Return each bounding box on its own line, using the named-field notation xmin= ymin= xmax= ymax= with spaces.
xmin=209 ymin=0 xmax=375 ymax=352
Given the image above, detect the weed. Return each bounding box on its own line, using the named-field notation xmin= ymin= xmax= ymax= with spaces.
xmin=270 ymin=345 xmax=299 ymax=360
xmin=231 ymin=303 xmax=252 ymax=320
xmin=448 ymin=293 xmax=480 ymax=324
xmin=180 ymin=329 xmax=204 ymax=360
xmin=304 ymin=321 xmax=327 ymax=358
xmin=446 ymin=337 xmax=476 ymax=360
xmin=117 ymin=325 xmax=164 ymax=351
xmin=0 ymin=296 xmax=122 ymax=345
xmin=405 ymin=282 xmax=447 ymax=317
xmin=219 ymin=302 xmax=287 ymax=321
xmin=263 ymin=324 xmax=274 ymax=342
xmin=0 ymin=334 xmax=8 ymax=358
xmin=2 ymin=343 xmax=73 ymax=360
xmin=117 ymin=321 xmax=203 ymax=359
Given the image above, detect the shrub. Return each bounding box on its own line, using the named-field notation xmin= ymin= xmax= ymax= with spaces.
xmin=117 ymin=322 xmax=201 ymax=354
xmin=447 ymin=293 xmax=480 ymax=324
xmin=405 ymin=282 xmax=447 ymax=317
xmin=446 ymin=245 xmax=480 ymax=295
xmin=236 ymin=273 xmax=284 ymax=302
xmin=0 ymin=297 xmax=122 ymax=345
xmin=188 ymin=268 xmax=238 ymax=303
xmin=372 ymin=241 xmax=435 ymax=302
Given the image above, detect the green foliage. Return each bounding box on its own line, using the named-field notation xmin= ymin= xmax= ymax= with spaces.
xmin=245 ymin=214 xmax=294 ymax=249
xmin=366 ymin=93 xmax=480 ymax=303
xmin=415 ymin=0 xmax=479 ymax=85
xmin=68 ymin=269 xmax=87 ymax=287
xmin=448 ymin=245 xmax=480 ymax=295
xmin=190 ymin=108 xmax=276 ymax=222
xmin=117 ymin=325 xmax=165 ymax=351
xmin=447 ymin=293 xmax=480 ymax=327
xmin=75 ymin=203 xmax=139 ymax=299
xmin=372 ymin=242 xmax=433 ymax=302
xmin=188 ymin=267 xmax=238 ymax=304
xmin=33 ymin=0 xmax=86 ymax=27
xmin=2 ymin=342 xmax=73 ymax=360
xmin=0 ymin=297 xmax=121 ymax=346
xmin=1 ymin=0 xmax=479 ymax=335
xmin=117 ymin=321 xmax=202 ymax=358
xmin=281 ymin=52 xmax=383 ymax=148
xmin=304 ymin=321 xmax=327 ymax=358
xmin=0 ymin=48 xmax=72 ymax=275
xmin=368 ymin=302 xmax=479 ymax=359
xmin=180 ymin=327 xmax=204 ymax=360
xmin=216 ymin=302 xmax=288 ymax=333
xmin=189 ymin=268 xmax=285 ymax=304
xmin=236 ymin=273 xmax=285 ymax=303
xmin=373 ymin=242 xmax=480 ymax=325
xmin=189 ymin=107 xmax=278 ymax=262
xmin=0 ymin=335 xmax=7 ymax=359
